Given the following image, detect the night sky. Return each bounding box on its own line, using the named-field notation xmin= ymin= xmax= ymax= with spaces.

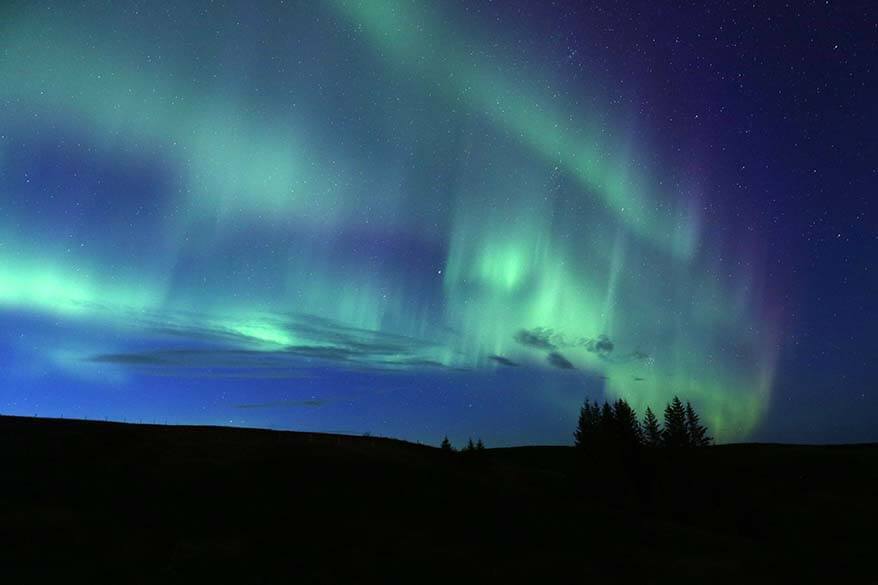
xmin=1 ymin=1 xmax=875 ymax=446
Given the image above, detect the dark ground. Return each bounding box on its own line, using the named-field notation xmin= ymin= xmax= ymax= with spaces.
xmin=1 ymin=415 xmax=876 ymax=584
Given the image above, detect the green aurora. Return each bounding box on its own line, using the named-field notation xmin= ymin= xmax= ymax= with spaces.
xmin=0 ymin=1 xmax=779 ymax=441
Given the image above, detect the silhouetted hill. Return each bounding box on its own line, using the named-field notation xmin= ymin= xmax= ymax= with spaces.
xmin=1 ymin=416 xmax=875 ymax=583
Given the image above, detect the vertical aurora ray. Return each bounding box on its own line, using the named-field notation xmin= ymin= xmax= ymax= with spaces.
xmin=0 ymin=0 xmax=780 ymax=442
xmin=329 ymin=0 xmax=700 ymax=259
xmin=328 ymin=0 xmax=777 ymax=438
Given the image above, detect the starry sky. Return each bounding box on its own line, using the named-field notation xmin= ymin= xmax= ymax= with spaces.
xmin=0 ymin=1 xmax=875 ymax=445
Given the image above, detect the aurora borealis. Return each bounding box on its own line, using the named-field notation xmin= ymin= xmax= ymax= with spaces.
xmin=1 ymin=1 xmax=875 ymax=445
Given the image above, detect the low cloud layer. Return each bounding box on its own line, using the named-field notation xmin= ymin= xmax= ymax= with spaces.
xmin=513 ymin=327 xmax=649 ymax=366
xmin=489 ymin=355 xmax=519 ymax=367
xmin=547 ymin=352 xmax=575 ymax=369
xmin=84 ymin=310 xmax=447 ymax=376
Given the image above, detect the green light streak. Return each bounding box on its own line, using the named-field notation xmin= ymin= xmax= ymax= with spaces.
xmin=0 ymin=22 xmax=344 ymax=226
xmin=0 ymin=1 xmax=778 ymax=441
xmin=330 ymin=0 xmax=698 ymax=258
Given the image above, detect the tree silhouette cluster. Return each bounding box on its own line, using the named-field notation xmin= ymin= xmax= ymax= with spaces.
xmin=575 ymin=396 xmax=711 ymax=449
xmin=440 ymin=436 xmax=485 ymax=453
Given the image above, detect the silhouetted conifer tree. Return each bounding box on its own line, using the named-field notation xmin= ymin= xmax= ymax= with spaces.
xmin=574 ymin=402 xmax=587 ymax=447
xmin=440 ymin=436 xmax=453 ymax=451
xmin=464 ymin=438 xmax=476 ymax=452
xmin=642 ymin=407 xmax=662 ymax=447
xmin=476 ymin=438 xmax=485 ymax=450
xmin=662 ymin=396 xmax=689 ymax=448
xmin=599 ymin=401 xmax=615 ymax=445
xmin=685 ymin=402 xmax=711 ymax=447
xmin=574 ymin=399 xmax=602 ymax=448
xmin=612 ymin=399 xmax=643 ymax=447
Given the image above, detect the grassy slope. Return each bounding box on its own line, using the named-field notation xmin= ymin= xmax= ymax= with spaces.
xmin=1 ymin=416 xmax=875 ymax=583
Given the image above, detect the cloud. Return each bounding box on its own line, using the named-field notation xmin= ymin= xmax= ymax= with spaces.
xmin=514 ymin=328 xmax=557 ymax=350
xmin=546 ymin=352 xmax=574 ymax=369
xmin=602 ymin=350 xmax=650 ymax=365
xmin=90 ymin=349 xmax=299 ymax=369
xmin=385 ymin=358 xmax=447 ymax=368
xmin=515 ymin=328 xmax=619 ymax=359
xmin=82 ymin=310 xmax=452 ymax=376
xmin=594 ymin=335 xmax=614 ymax=354
xmin=85 ymin=310 xmax=649 ymax=379
xmin=489 ymin=355 xmax=519 ymax=367
xmin=578 ymin=334 xmax=614 ymax=356
xmin=131 ymin=367 xmax=315 ymax=380
xmin=285 ymin=345 xmax=359 ymax=361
